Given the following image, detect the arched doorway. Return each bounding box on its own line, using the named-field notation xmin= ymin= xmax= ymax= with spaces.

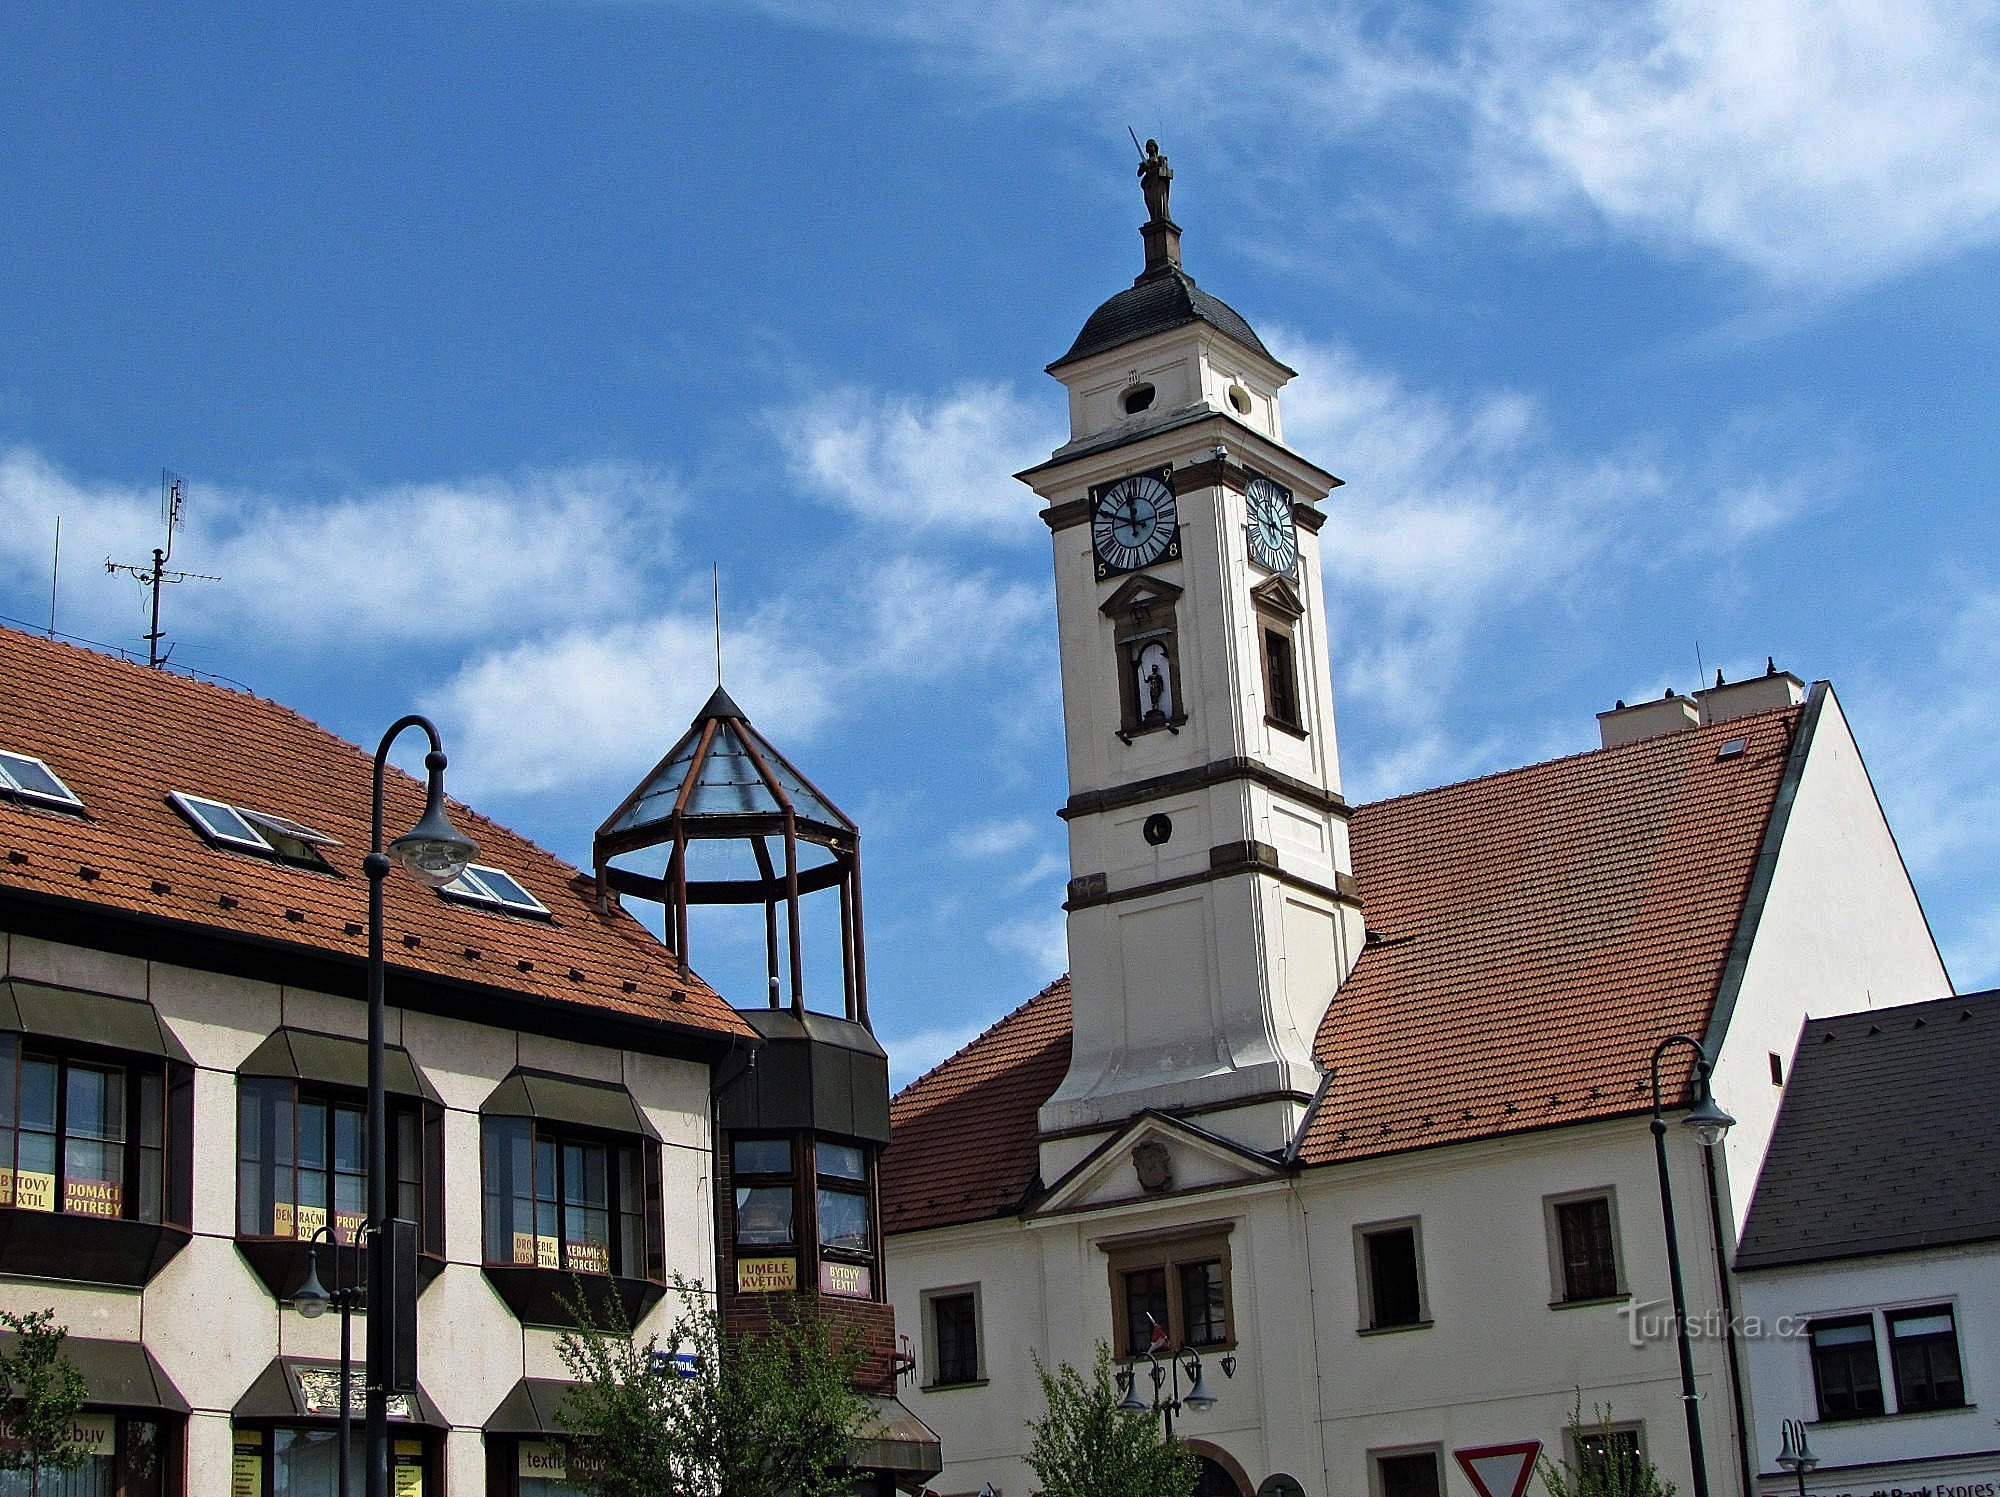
xmin=1191 ymin=1450 xmax=1252 ymax=1496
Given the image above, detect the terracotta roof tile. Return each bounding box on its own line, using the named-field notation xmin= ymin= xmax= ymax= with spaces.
xmin=882 ymin=705 xmax=1801 ymax=1231
xmin=0 ymin=627 xmax=751 ymax=1043
xmin=882 ymin=978 xmax=1070 ymax=1234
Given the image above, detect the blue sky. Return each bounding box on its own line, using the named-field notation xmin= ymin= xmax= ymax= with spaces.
xmin=3 ymin=2 xmax=1996 ymax=1083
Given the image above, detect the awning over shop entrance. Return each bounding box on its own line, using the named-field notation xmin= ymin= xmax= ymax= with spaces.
xmin=0 ymin=1334 xmax=188 ymax=1413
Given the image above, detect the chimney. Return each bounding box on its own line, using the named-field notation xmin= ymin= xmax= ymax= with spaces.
xmin=1598 ymin=688 xmax=1700 ymax=749
xmin=1695 ymin=658 xmax=1805 ymax=725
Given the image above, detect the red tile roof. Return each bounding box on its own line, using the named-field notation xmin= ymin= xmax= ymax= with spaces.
xmin=883 ymin=705 xmax=1802 ymax=1233
xmin=0 ymin=627 xmax=750 ymax=1043
xmin=884 ymin=978 xmax=1071 ymax=1234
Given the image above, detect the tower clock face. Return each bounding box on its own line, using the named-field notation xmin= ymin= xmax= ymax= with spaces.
xmin=1090 ymin=468 xmax=1180 ymax=579
xmin=1244 ymin=474 xmax=1298 ymax=576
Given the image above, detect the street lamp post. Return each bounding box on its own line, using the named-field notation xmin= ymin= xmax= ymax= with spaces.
xmin=291 ymin=1224 xmax=366 ymax=1497
xmin=364 ymin=717 xmax=476 ymax=1497
xmin=1116 ymin=1342 xmax=1216 ymax=1440
xmin=1776 ymin=1417 xmax=1817 ymax=1497
xmin=1649 ymin=1033 xmax=1737 ymax=1497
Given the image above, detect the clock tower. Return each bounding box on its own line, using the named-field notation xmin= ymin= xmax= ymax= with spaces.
xmin=1022 ymin=145 xmax=1364 ymax=1169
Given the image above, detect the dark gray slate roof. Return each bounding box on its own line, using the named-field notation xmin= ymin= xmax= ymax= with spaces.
xmin=1050 ymin=268 xmax=1284 ymax=372
xmin=1735 ymin=989 xmax=2000 ymax=1270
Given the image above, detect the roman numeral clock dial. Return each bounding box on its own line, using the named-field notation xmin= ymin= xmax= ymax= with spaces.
xmin=1089 ymin=467 xmax=1180 ymax=580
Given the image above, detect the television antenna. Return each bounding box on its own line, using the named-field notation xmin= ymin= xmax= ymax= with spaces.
xmin=106 ymin=470 xmax=220 ymax=668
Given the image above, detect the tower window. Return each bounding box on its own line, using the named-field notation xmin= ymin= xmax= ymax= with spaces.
xmin=1121 ymin=382 xmax=1156 ymax=415
xmin=1102 ymin=576 xmax=1187 ymax=741
xmin=1264 ymin=628 xmax=1301 ymax=731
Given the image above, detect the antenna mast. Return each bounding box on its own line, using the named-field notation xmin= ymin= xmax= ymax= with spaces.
xmin=106 ymin=471 xmax=220 ymax=668
xmin=713 ymin=563 xmax=723 ymax=686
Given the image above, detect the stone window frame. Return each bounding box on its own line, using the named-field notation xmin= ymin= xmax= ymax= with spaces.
xmin=1252 ymin=575 xmax=1308 ymax=739
xmin=1369 ymin=1444 xmax=1445 ymax=1497
xmin=1101 ymin=574 xmax=1188 ymax=742
xmin=1543 ymin=1186 xmax=1629 ymax=1306
xmin=1098 ymin=1219 xmax=1236 ymax=1356
xmin=1354 ymin=1215 xmax=1431 ymax=1333
xmin=920 ymin=1282 xmax=987 ymax=1390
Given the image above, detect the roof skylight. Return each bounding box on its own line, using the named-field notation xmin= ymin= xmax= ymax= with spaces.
xmin=441 ymin=863 xmax=549 ymax=916
xmin=169 ymin=791 xmax=339 ymax=865
xmin=0 ymin=750 xmax=85 ymax=811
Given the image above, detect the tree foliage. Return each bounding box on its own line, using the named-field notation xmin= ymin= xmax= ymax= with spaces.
xmin=1539 ymin=1400 xmax=1678 ymax=1497
xmin=555 ymin=1277 xmax=872 ymax=1497
xmin=1025 ymin=1344 xmax=1198 ymax=1497
xmin=0 ymin=1307 xmax=92 ymax=1496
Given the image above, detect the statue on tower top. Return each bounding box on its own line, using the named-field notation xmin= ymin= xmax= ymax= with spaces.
xmin=1139 ymin=138 xmax=1173 ymax=223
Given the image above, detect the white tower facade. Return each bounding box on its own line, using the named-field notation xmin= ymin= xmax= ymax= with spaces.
xmin=1022 ymin=157 xmax=1365 ymax=1170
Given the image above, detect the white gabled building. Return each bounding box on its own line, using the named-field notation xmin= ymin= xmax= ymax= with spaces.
xmin=878 ymin=158 xmax=1953 ymax=1497
xmin=1735 ymin=994 xmax=2000 ymax=1497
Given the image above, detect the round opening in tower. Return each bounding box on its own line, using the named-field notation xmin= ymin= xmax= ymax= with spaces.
xmin=1227 ymin=383 xmax=1253 ymax=415
xmin=1121 ymin=382 xmax=1156 ymax=415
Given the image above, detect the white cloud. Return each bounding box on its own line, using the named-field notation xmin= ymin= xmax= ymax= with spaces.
xmin=951 ymin=817 xmax=1038 ymax=858
xmin=731 ymin=0 xmax=2000 ymax=292
xmin=779 ymin=381 xmax=1059 ymax=539
xmin=988 ymin=910 xmax=1068 ymax=976
xmin=0 ymin=446 xmax=680 ymax=651
xmin=880 ymin=1019 xmax=991 ymax=1090
xmin=421 ymin=611 xmax=835 ymax=799
xmin=1463 ymin=0 xmax=2000 ymax=289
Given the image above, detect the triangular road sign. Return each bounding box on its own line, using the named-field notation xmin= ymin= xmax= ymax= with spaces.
xmin=1455 ymin=1441 xmax=1543 ymax=1497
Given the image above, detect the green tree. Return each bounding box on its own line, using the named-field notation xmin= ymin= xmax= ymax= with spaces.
xmin=555 ymin=1277 xmax=872 ymax=1497
xmin=1539 ymin=1400 xmax=1678 ymax=1497
xmin=1025 ymin=1344 xmax=1198 ymax=1497
xmin=0 ymin=1307 xmax=92 ymax=1497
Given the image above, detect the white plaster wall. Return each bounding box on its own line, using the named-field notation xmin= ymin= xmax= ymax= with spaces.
xmin=893 ymin=1119 xmax=1747 ymax=1497
xmin=0 ymin=930 xmax=719 ymax=1497
xmin=1709 ymin=688 xmax=1951 ymax=1229
xmin=1737 ymin=1245 xmax=2000 ymax=1486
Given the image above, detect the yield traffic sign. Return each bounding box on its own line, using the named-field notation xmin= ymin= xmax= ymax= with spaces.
xmin=1454 ymin=1441 xmax=1543 ymax=1497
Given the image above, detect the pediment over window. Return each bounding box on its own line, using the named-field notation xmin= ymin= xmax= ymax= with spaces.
xmin=1251 ymin=575 xmax=1304 ymax=620
xmin=1029 ymin=1111 xmax=1285 ymax=1218
xmin=1099 ymin=573 xmax=1184 ymax=619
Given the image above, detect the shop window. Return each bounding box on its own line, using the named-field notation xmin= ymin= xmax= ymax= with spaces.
xmin=237 ymin=1079 xmax=433 ymax=1248
xmin=923 ymin=1286 xmax=983 ymax=1387
xmin=1887 ymin=1306 xmax=1965 ymax=1412
xmin=232 ymin=1427 xmax=430 ymax=1495
xmin=1375 ymin=1450 xmax=1442 ymax=1497
xmin=811 ymin=1138 xmax=876 ymax=1299
xmin=0 ymin=1033 xmax=185 ymax=1226
xmin=1358 ymin=1220 xmax=1427 ymax=1330
xmin=0 ymin=1410 xmax=174 ymax=1497
xmin=1546 ymin=1192 xmax=1624 ymax=1303
xmin=508 ymin=1438 xmax=603 ymax=1495
xmin=1103 ymin=1226 xmax=1233 ymax=1356
xmin=482 ymin=1119 xmax=650 ymax=1277
xmin=1809 ymin=1316 xmax=1886 ymax=1419
xmin=732 ymin=1136 xmax=795 ymax=1248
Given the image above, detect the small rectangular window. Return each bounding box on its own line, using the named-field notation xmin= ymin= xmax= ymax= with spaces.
xmin=1552 ymin=1196 xmax=1622 ymax=1302
xmin=442 ymin=863 xmax=550 ymax=916
xmin=1810 ymin=1316 xmax=1886 ymax=1419
xmin=1887 ymin=1306 xmax=1964 ymax=1412
xmin=732 ymin=1136 xmax=795 ymax=1248
xmin=1769 ymin=1052 xmax=1785 ymax=1085
xmin=1178 ymin=1260 xmax=1227 ymax=1346
xmin=1361 ymin=1224 xmax=1425 ymax=1329
xmin=0 ymin=750 xmax=84 ymax=810
xmin=1377 ymin=1451 xmax=1441 ymax=1497
xmin=1574 ymin=1427 xmax=1644 ymax=1485
xmin=1264 ymin=627 xmax=1302 ymax=730
xmin=928 ymin=1290 xmax=981 ymax=1386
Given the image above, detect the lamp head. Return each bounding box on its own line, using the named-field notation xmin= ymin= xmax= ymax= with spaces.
xmin=1180 ymin=1353 xmax=1216 ymax=1411
xmin=292 ymin=1256 xmax=330 ymax=1319
xmin=1683 ymin=1090 xmax=1736 ymax=1148
xmin=1114 ymin=1368 xmax=1149 ymax=1413
xmin=1777 ymin=1419 xmax=1816 ymax=1473
xmin=389 ymin=758 xmax=477 ymax=889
